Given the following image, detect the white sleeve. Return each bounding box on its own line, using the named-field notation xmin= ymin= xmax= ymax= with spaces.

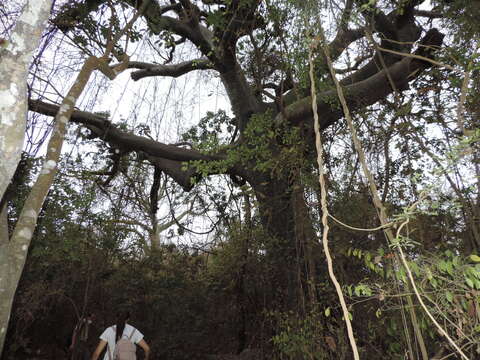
xmin=99 ymin=327 xmax=112 ymax=342
xmin=132 ymin=328 xmax=144 ymax=344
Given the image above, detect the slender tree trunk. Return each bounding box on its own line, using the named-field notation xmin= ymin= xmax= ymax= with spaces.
xmin=0 ymin=11 xmax=137 ymax=342
xmin=0 ymin=57 xmax=98 ymax=354
xmin=0 ymin=1 xmax=52 ymax=353
xmin=0 ymin=0 xmax=52 ymax=199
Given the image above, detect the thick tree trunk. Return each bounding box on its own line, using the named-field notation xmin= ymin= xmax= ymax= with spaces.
xmin=253 ymin=176 xmax=296 ymax=309
xmin=235 ymin=191 xmax=252 ymax=354
xmin=292 ymin=182 xmax=320 ymax=306
xmin=252 ymin=174 xmax=320 ymax=312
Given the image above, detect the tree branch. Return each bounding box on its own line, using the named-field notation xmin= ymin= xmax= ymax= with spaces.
xmin=28 ymin=99 xmax=218 ymax=163
xmin=145 ymin=13 xmax=216 ymax=63
xmin=28 ymin=99 xmax=252 ymax=191
xmin=339 ymin=1 xmax=422 ymax=86
xmin=129 ymin=58 xmax=213 ymax=81
xmin=219 ymin=0 xmax=261 ymax=58
xmin=282 ymin=28 xmax=444 ymax=130
xmin=146 ymin=156 xmax=198 ymax=191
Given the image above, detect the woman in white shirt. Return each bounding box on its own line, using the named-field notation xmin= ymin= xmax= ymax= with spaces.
xmin=90 ymin=311 xmax=150 ymax=360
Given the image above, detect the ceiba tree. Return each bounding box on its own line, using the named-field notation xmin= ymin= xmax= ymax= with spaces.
xmin=29 ymin=0 xmax=446 ymax=308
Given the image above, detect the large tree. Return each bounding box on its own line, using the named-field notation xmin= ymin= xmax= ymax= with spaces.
xmin=30 ymin=0 xmax=446 ymax=298
xmin=21 ymin=0 xmax=480 ymax=350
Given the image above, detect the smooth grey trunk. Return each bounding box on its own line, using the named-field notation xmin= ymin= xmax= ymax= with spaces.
xmin=0 ymin=0 xmax=52 ymax=199
xmin=0 ymin=1 xmax=52 ymax=353
xmin=0 ymin=56 xmax=97 ymax=355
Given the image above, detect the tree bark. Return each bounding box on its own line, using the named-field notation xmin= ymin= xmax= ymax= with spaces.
xmin=0 ymin=0 xmax=145 ymax=342
xmin=0 ymin=55 xmax=98 ymax=355
xmin=26 ymin=0 xmax=446 ymax=326
xmin=0 ymin=1 xmax=52 ymax=353
xmin=292 ymin=181 xmax=320 ymax=306
xmin=0 ymin=0 xmax=52 ymax=201
xmin=251 ymin=174 xmax=303 ymax=310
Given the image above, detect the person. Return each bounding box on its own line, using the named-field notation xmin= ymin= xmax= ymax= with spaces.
xmin=90 ymin=311 xmax=150 ymax=360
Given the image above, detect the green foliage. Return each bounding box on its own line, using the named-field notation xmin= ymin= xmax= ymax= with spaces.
xmin=4 ymin=164 xmax=273 ymax=358
xmin=433 ymin=0 xmax=480 ymax=41
xmin=54 ymin=2 xmax=143 ymax=55
xmin=182 ymin=109 xmax=308 ymax=182
xmin=344 ymin=247 xmax=480 ymax=355
xmin=206 ymin=10 xmax=227 ymax=29
xmin=271 ymin=309 xmax=326 ymax=359
xmin=182 ymin=110 xmax=233 ymax=151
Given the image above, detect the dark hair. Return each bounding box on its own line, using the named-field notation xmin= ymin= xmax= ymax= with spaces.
xmin=115 ymin=311 xmax=130 ymax=341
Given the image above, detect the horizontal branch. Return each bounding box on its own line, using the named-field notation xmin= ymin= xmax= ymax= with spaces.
xmin=28 ymin=99 xmax=218 ymax=163
xmin=377 ymin=46 xmax=454 ymax=70
xmin=28 ymin=99 xmax=252 ymax=191
xmin=129 ymin=58 xmax=213 ymax=81
xmin=145 ymin=14 xmax=216 ymax=62
xmin=147 ymin=155 xmax=198 ymax=191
